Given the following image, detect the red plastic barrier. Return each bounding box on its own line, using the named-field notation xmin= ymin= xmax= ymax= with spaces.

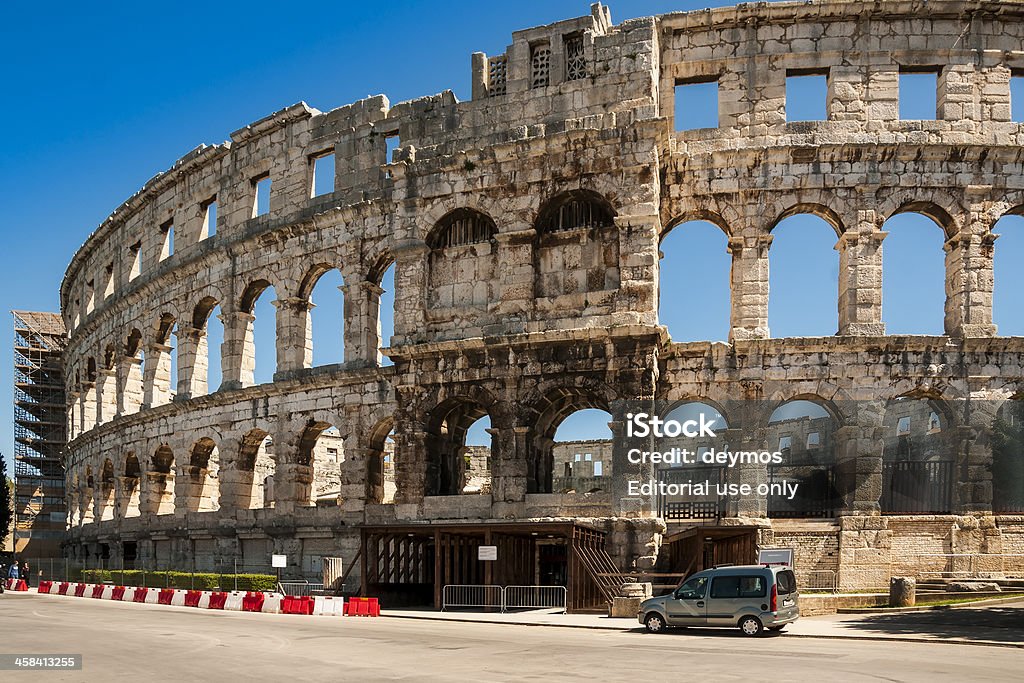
xmin=157 ymin=588 xmax=175 ymax=605
xmin=38 ymin=580 xmax=53 ymax=594
xmin=208 ymin=592 xmax=228 ymax=610
xmin=133 ymin=587 xmax=149 ymax=603
xmin=184 ymin=590 xmax=202 ymax=608
xmin=74 ymin=583 xmax=87 ymax=597
xmin=281 ymin=596 xmax=295 ymax=614
xmin=354 ymin=598 xmax=369 ymax=616
xmin=112 ymin=586 xmax=126 ymax=601
xmin=92 ymin=585 xmax=105 ymax=598
xmin=242 ymin=592 xmax=265 ymax=612
xmin=58 ymin=582 xmax=70 ymax=595
xmin=366 ymin=597 xmax=380 ymax=617
xmin=12 ymin=580 xmax=29 ymax=592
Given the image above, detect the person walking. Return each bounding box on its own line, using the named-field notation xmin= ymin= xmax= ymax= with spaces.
xmin=7 ymin=561 xmax=19 ymax=588
xmin=20 ymin=561 xmax=30 ymax=587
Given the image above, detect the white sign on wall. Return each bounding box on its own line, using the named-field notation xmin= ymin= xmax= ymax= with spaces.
xmin=272 ymin=554 xmax=287 ymax=568
xmin=478 ymin=545 xmax=497 ymax=561
xmin=757 ymin=548 xmax=794 ymax=567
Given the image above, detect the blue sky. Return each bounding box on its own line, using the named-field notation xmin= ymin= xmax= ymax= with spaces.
xmin=2 ymin=0 xmax=1023 ymax=462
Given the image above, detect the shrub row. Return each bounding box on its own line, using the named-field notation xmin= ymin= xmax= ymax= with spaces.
xmin=80 ymin=569 xmax=277 ymax=592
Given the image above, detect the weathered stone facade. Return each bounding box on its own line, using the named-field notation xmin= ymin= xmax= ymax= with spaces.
xmin=59 ymin=1 xmax=1024 ymax=588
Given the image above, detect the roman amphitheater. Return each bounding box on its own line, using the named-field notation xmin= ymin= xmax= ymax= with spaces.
xmin=59 ymin=0 xmax=1024 ymax=610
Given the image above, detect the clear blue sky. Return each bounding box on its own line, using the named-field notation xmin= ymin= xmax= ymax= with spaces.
xmin=3 ymin=1 xmax=1023 ymax=461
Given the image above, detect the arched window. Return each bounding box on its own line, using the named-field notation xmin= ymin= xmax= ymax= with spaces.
xmin=882 ymin=210 xmax=949 ymax=335
xmin=993 ymin=212 xmax=1024 ymax=335
xmin=536 ymin=191 xmax=615 ymax=234
xmin=659 ymin=220 xmax=730 ymax=342
xmin=428 ymin=209 xmax=496 ymax=249
xmin=769 ymin=213 xmax=840 ymax=337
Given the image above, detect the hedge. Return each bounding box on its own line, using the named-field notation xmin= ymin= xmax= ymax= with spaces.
xmin=80 ymin=569 xmax=277 ymax=592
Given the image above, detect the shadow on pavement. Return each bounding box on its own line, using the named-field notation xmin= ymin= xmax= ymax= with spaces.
xmin=839 ymin=604 xmax=1024 ymax=644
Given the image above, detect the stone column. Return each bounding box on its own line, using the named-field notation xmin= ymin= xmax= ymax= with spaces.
xmin=95 ymin=369 xmax=117 ymax=425
xmin=67 ymin=391 xmax=80 ymax=439
xmin=394 ymin=426 xmax=428 ymax=504
xmin=391 ymin=239 xmax=429 ymax=347
xmin=488 ymin=426 xmax=529 ymax=504
xmin=341 ymin=280 xmax=383 ymax=367
xmin=117 ymin=476 xmax=140 ymax=519
xmin=837 ymin=216 xmax=887 ymax=335
xmin=838 ymin=405 xmax=885 ymax=515
xmin=144 ymin=470 xmax=175 ymax=516
xmin=220 ymin=311 xmax=255 ymax=390
xmin=143 ymin=342 xmax=173 ymax=408
xmin=615 ymin=215 xmax=661 ymax=325
xmin=217 ymin=455 xmax=256 ymax=513
xmin=273 ymin=297 xmax=314 ymax=376
xmin=175 ymin=325 xmax=207 ymax=400
xmin=489 ymin=228 xmax=535 ymax=333
xmin=728 ymin=230 xmax=772 ymax=341
xmin=118 ymin=355 xmax=144 ymax=416
xmin=273 ymin=461 xmax=315 ymax=512
xmin=726 ymin=426 xmax=769 ymax=519
xmin=944 ymin=227 xmax=998 ymax=338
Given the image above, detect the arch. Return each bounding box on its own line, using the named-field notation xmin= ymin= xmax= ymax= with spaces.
xmin=240 ymin=279 xmax=273 ymax=314
xmin=768 ymin=212 xmax=840 ymax=337
xmin=98 ymin=457 xmax=115 ymax=521
xmin=992 ymin=212 xmax=1024 ymax=336
xmin=426 ymin=208 xmax=498 ymax=249
xmin=550 ymin=408 xmax=613 ymax=494
xmin=242 ymin=282 xmax=278 ymax=385
xmin=771 ymin=203 xmax=845 ymax=238
xmin=767 ymin=398 xmax=842 ymax=518
xmin=151 ymin=444 xmax=174 ymax=474
xmin=304 ymin=266 xmax=346 ymax=368
xmin=535 ymin=190 xmax=616 ymax=234
xmin=148 ymin=313 xmax=177 ymax=406
xmin=658 ymin=219 xmax=731 ymax=342
xmin=880 ymin=396 xmax=954 ymax=514
xmin=295 ymin=420 xmax=344 ymax=506
xmin=993 ymin=398 xmax=1024 ymax=513
xmin=367 ymin=416 xmax=396 ymax=504
xmin=525 ymin=385 xmax=612 ymax=494
xmin=425 ymin=397 xmax=494 ymax=496
xmin=148 ymin=445 xmax=176 ymax=515
xmin=882 ymin=211 xmax=948 ymax=335
xmin=886 ymin=201 xmax=958 ymax=239
xmin=186 ymin=437 xmax=220 ymax=512
xmin=374 ymin=262 xmax=396 ymax=367
xmin=656 ymin=400 xmax=732 ymax=523
xmin=222 ymin=428 xmax=274 ymax=510
xmin=661 ymin=210 xmax=732 ymax=239
xmin=191 ymin=298 xmax=224 ymax=395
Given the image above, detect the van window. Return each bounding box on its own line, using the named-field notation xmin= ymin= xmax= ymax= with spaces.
xmin=675 ymin=576 xmax=708 ymax=600
xmin=710 ymin=575 xmax=766 ymax=599
xmin=776 ymin=570 xmax=797 ymax=595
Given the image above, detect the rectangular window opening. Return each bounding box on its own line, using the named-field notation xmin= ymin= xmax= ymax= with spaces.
xmin=311 ymin=152 xmax=336 ymax=197
xmin=593 ymin=460 xmax=603 ymax=476
xmin=84 ymin=280 xmax=95 ymax=314
xmin=1012 ymin=73 xmax=1024 ymax=123
xmin=201 ymin=197 xmax=217 ymax=239
xmin=103 ymin=263 xmax=114 ymax=299
xmin=530 ymin=41 xmax=551 ymax=88
xmin=899 ymin=69 xmax=939 ymax=120
xmin=564 ymin=33 xmax=586 ymax=81
xmin=159 ymin=219 xmax=174 ymax=261
xmin=384 ymin=134 xmax=400 ymax=179
xmin=674 ymin=79 xmax=719 ymax=131
xmin=128 ymin=241 xmax=142 ymax=281
xmin=252 ymin=175 xmax=271 ymax=218
xmin=786 ymin=71 xmax=828 ymax=122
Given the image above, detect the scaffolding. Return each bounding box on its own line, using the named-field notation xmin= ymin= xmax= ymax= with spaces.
xmin=12 ymin=310 xmax=67 ymax=557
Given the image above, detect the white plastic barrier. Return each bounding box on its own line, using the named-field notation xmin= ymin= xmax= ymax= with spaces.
xmin=313 ymin=596 xmax=345 ymax=617
xmin=225 ymin=592 xmax=244 ymax=611
xmin=170 ymin=590 xmax=187 ymax=607
xmin=198 ymin=592 xmax=211 ymax=609
xmin=144 ymin=588 xmax=160 ymax=604
xmin=262 ymin=593 xmax=284 ymax=614
xmin=100 ymin=585 xmax=114 ymax=600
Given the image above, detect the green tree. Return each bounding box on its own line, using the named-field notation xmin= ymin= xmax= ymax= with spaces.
xmin=0 ymin=455 xmax=12 ymax=543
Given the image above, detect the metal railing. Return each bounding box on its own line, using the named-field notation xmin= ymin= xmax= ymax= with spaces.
xmin=442 ymin=584 xmax=503 ymax=610
xmin=441 ymin=585 xmax=567 ymax=613
xmin=277 ymin=581 xmax=326 ymax=597
xmin=796 ymin=569 xmax=838 ymax=593
xmin=503 ymin=585 xmax=567 ymax=612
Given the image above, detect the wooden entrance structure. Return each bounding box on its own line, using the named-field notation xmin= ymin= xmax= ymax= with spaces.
xmin=661 ymin=525 xmax=759 ymax=579
xmin=359 ymin=521 xmax=617 ymax=613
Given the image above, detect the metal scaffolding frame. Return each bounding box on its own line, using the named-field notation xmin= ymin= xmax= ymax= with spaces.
xmin=12 ymin=310 xmax=67 ymax=557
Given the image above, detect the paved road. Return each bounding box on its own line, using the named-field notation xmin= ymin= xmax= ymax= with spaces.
xmin=0 ymin=593 xmax=1020 ymax=682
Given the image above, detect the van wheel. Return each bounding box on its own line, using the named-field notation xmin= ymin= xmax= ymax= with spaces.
xmin=739 ymin=616 xmax=763 ymax=636
xmin=644 ymin=613 xmax=666 ymax=633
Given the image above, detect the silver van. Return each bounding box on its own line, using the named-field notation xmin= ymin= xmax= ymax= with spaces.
xmin=638 ymin=565 xmax=799 ymax=636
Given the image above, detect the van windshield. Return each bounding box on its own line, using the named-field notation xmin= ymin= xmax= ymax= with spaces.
xmin=776 ymin=569 xmax=797 ymax=595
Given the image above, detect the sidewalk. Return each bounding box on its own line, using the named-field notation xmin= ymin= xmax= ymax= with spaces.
xmin=385 ymin=600 xmax=1024 ymax=648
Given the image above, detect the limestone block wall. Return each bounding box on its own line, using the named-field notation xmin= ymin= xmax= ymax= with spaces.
xmin=57 ymin=1 xmax=1024 ymax=578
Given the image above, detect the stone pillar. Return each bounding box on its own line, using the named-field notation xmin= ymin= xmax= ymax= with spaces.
xmin=273 ymin=297 xmax=314 ymax=375
xmin=220 ymin=311 xmax=255 ymax=390
xmin=727 ymin=427 xmax=769 ymax=519
xmin=143 ymin=342 xmax=173 ymax=408
xmin=488 ymin=426 xmax=529 ymax=504
xmin=67 ymin=391 xmax=80 ymax=439
xmin=341 ymin=280 xmax=383 ymax=367
xmin=617 ymin=215 xmax=661 ymax=326
xmin=944 ymin=227 xmax=998 ymax=338
xmin=273 ymin=462 xmax=315 ymax=512
xmin=837 ymin=406 xmax=885 ymax=516
xmin=80 ymin=483 xmax=95 ymax=525
xmin=117 ymin=476 xmax=140 ymax=519
xmin=391 ymin=240 xmax=429 ymax=347
xmin=727 ymin=230 xmax=772 ymax=341
xmin=175 ymin=325 xmax=207 ymax=400
xmin=81 ymin=383 xmax=97 ymax=433
xmin=118 ymin=355 xmax=144 ymax=416
xmin=143 ymin=470 xmax=175 ymax=516
xmin=837 ymin=218 xmax=887 ymax=336
xmin=95 ymin=369 xmax=117 ymax=425
xmin=471 ymin=52 xmax=488 ymax=100
xmin=489 ymin=228 xmax=535 ymax=333
xmin=217 ymin=458 xmax=256 ymax=513
xmin=394 ymin=426 xmax=428 ymax=504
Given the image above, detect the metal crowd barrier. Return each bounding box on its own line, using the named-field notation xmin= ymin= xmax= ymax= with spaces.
xmin=277 ymin=581 xmax=326 ymax=597
xmin=441 ymin=585 xmax=567 ymax=612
